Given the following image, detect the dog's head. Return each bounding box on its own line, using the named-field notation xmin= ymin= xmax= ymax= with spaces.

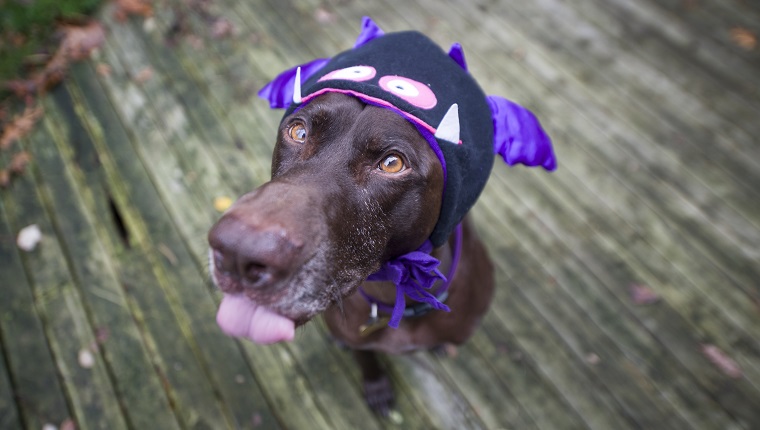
xmin=208 ymin=93 xmax=444 ymax=343
xmin=208 ymin=17 xmax=556 ymax=344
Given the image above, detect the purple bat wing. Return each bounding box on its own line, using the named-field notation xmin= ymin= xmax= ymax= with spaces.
xmin=488 ymin=95 xmax=557 ymax=171
xmin=447 ymin=43 xmax=468 ymax=71
xmin=258 ymin=17 xmax=385 ymax=109
xmin=354 ymin=16 xmax=385 ymax=48
xmin=257 ymin=58 xmax=330 ymax=109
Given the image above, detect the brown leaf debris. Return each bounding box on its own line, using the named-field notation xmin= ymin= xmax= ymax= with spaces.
xmin=1 ymin=106 xmax=43 ymax=150
xmin=701 ymin=344 xmax=743 ymax=378
xmin=730 ymin=27 xmax=757 ymax=50
xmin=629 ymin=283 xmax=661 ymax=305
xmin=114 ymin=0 xmax=154 ymax=21
xmin=4 ymin=22 xmax=105 ymax=99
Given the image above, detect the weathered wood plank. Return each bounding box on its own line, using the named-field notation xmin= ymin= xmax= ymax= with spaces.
xmin=601 ymin=0 xmax=760 ymax=103
xmin=43 ymin=88 xmax=233 ymax=429
xmin=461 ymin=327 xmax=587 ymax=429
xmin=559 ymin=0 xmax=760 ymax=122
xmin=475 ymin=190 xmax=748 ymax=429
xmin=64 ymin=60 xmax=282 ymax=429
xmin=0 ymin=196 xmax=71 ymax=430
xmin=480 ymin=0 xmax=760 ymax=212
xmin=0 ymin=334 xmax=22 ymax=430
xmin=402 ymin=0 xmax=760 ymax=353
xmin=0 ymin=204 xmax=71 ymax=428
xmin=88 ymin=6 xmax=351 ymax=428
xmin=3 ymin=141 xmax=131 ymax=430
xmin=312 ymin=321 xmax=441 ymax=429
xmin=20 ymin=97 xmax=183 ymax=430
xmin=434 ymin=0 xmax=760 ymax=277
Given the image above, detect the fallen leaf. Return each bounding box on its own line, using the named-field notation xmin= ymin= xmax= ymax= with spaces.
xmin=730 ymin=27 xmax=756 ymax=50
xmin=114 ymin=0 xmax=154 ymax=21
xmin=314 ymin=8 xmax=337 ymax=25
xmin=3 ymin=22 xmax=104 ymax=99
xmin=701 ymin=344 xmax=742 ymax=378
xmin=17 ymin=224 xmax=42 ymax=251
xmin=133 ymin=66 xmax=154 ymax=84
xmin=211 ymin=18 xmax=235 ymax=39
xmin=585 ymin=352 xmax=601 ymax=365
xmin=59 ymin=22 xmax=106 ymax=61
xmin=0 ymin=105 xmax=43 ymax=149
xmin=9 ymin=150 xmax=31 ymax=174
xmin=0 ymin=169 xmax=8 ymax=187
xmin=60 ymin=418 xmax=76 ymax=430
xmin=214 ymin=196 xmax=233 ymax=212
xmin=629 ymin=283 xmax=660 ymax=305
xmin=96 ymin=63 xmax=112 ymax=77
xmin=93 ymin=326 xmax=111 ymax=346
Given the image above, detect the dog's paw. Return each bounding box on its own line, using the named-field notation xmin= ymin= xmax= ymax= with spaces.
xmin=363 ymin=376 xmax=395 ymax=416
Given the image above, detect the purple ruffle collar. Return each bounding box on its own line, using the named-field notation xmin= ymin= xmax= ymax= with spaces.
xmin=361 ymin=224 xmax=463 ymax=328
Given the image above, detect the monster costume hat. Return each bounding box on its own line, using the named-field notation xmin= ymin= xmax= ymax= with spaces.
xmin=259 ymin=17 xmax=557 ymax=249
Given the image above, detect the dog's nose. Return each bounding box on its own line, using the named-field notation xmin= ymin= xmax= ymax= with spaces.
xmin=208 ymin=215 xmax=306 ymax=289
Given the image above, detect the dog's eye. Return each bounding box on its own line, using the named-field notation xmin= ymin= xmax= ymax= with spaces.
xmin=379 ymin=154 xmax=405 ymax=174
xmin=288 ymin=123 xmax=307 ymax=143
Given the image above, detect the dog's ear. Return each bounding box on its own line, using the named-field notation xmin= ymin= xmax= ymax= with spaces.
xmin=488 ymin=95 xmax=557 ymax=171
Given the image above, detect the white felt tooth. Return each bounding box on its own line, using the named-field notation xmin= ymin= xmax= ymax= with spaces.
xmin=293 ymin=66 xmax=302 ymax=104
xmin=434 ymin=104 xmax=460 ymax=143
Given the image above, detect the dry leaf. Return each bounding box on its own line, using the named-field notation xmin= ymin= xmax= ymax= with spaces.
xmin=314 ymin=8 xmax=337 ymax=25
xmin=133 ymin=67 xmax=154 ymax=84
xmin=730 ymin=27 xmax=757 ymax=50
xmin=211 ymin=18 xmax=235 ymax=39
xmin=0 ymin=169 xmax=10 ymax=188
xmin=214 ymin=196 xmax=233 ymax=212
xmin=629 ymin=283 xmax=660 ymax=305
xmin=114 ymin=0 xmax=154 ymax=21
xmin=60 ymin=22 xmax=106 ymax=60
xmin=3 ymin=22 xmax=104 ymax=98
xmin=585 ymin=352 xmax=601 ymax=365
xmin=1 ymin=105 xmax=43 ymax=149
xmin=701 ymin=344 xmax=742 ymax=378
xmin=9 ymin=150 xmax=31 ymax=174
xmin=60 ymin=419 xmax=77 ymax=430
xmin=96 ymin=63 xmax=112 ymax=77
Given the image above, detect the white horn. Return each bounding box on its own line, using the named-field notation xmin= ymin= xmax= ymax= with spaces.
xmin=293 ymin=66 xmax=302 ymax=104
xmin=434 ymin=104 xmax=460 ymax=143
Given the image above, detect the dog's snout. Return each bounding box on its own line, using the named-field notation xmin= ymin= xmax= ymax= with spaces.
xmin=208 ymin=214 xmax=308 ymax=289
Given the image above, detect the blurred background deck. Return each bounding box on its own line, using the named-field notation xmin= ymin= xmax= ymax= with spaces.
xmin=1 ymin=0 xmax=759 ymax=428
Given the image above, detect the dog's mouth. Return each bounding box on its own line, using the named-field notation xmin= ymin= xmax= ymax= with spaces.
xmin=216 ymin=293 xmax=295 ymax=344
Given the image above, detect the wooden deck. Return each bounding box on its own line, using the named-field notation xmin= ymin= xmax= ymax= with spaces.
xmin=2 ymin=0 xmax=760 ymax=428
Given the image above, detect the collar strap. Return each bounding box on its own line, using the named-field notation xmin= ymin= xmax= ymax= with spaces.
xmin=361 ymin=224 xmax=463 ymax=328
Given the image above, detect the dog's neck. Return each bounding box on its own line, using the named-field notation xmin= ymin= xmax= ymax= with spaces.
xmin=362 ymin=246 xmax=452 ymax=302
xmin=359 ymin=226 xmax=462 ymax=327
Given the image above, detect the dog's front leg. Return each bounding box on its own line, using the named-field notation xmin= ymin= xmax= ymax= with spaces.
xmin=353 ymin=349 xmax=394 ymax=416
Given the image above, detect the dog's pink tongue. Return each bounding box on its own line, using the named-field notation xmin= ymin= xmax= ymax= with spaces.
xmin=217 ymin=294 xmax=295 ymax=344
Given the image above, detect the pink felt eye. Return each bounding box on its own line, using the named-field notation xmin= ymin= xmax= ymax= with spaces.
xmin=379 ymin=76 xmax=437 ymax=109
xmin=319 ymin=66 xmax=377 ymax=82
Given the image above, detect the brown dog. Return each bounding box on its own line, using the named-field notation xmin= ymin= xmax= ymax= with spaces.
xmin=208 ymin=92 xmax=494 ymax=414
xmin=208 ymin=17 xmax=555 ymax=415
